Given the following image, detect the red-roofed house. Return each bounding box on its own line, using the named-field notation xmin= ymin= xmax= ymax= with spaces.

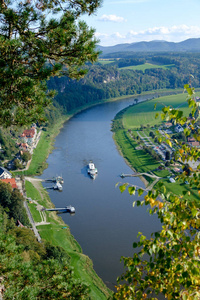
xmin=1 ymin=178 xmax=18 ymax=189
xmin=21 ymin=127 xmax=37 ymax=145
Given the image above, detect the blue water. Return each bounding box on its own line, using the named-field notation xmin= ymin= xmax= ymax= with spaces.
xmin=40 ymin=95 xmax=162 ymax=290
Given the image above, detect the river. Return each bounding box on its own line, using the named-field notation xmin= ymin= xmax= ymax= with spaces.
xmin=40 ymin=94 xmax=162 ymax=290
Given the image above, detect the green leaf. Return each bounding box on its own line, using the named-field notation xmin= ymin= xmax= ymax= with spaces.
xmin=133 ymin=242 xmax=138 ymax=248
xmin=128 ymin=186 xmax=136 ymax=195
xmin=191 ymin=208 xmax=198 ymax=217
xmin=183 ymin=294 xmax=187 ymax=300
xmin=119 ymin=184 xmax=128 ymax=193
xmin=137 ymin=189 xmax=144 ymax=196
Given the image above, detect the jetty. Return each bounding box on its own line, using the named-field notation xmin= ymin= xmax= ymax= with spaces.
xmin=120 ymin=172 xmax=161 ymax=179
xmin=44 ymin=175 xmax=63 ymax=191
xmin=43 ymin=205 xmax=75 ymax=214
xmin=45 ymin=176 xmax=64 ymax=184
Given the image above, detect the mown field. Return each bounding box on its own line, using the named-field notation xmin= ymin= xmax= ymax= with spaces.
xmin=122 ymin=92 xmax=199 ymax=129
xmin=119 ymin=62 xmax=175 ymax=71
xmin=98 ymin=59 xmax=115 ymax=65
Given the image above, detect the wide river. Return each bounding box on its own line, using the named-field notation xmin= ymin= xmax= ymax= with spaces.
xmin=40 ymin=95 xmax=161 ymax=290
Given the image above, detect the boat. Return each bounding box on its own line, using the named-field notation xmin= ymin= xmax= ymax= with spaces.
xmin=53 ymin=182 xmax=63 ymax=191
xmin=87 ymin=161 xmax=98 ymax=179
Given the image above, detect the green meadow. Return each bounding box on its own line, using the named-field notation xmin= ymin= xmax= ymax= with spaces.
xmin=98 ymin=59 xmax=115 ymax=65
xmin=119 ymin=62 xmax=175 ymax=72
xmin=113 ymin=92 xmax=200 ymax=199
xmin=122 ymin=93 xmax=195 ymax=129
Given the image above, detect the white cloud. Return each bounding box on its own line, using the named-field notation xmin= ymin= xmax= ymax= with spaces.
xmin=95 ymin=31 xmax=126 ymax=45
xmin=97 ymin=25 xmax=200 ymax=46
xmin=99 ymin=14 xmax=127 ymax=23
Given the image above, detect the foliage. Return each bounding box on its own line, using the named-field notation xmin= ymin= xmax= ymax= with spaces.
xmin=0 ymin=0 xmax=101 ymax=126
xmin=48 ymin=52 xmax=200 ymax=115
xmin=0 ymin=181 xmax=30 ymax=225
xmin=21 ymin=151 xmax=31 ymax=163
xmin=0 ymin=210 xmax=90 ymax=299
xmin=114 ymin=85 xmax=200 ymax=299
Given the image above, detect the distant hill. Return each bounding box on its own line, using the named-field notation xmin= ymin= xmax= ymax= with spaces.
xmin=98 ymin=38 xmax=200 ymax=56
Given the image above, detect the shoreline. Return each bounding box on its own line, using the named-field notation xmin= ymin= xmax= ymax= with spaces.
xmin=21 ymin=88 xmax=183 ymax=298
xmin=31 ymin=87 xmax=182 ymax=175
xmin=112 ymin=132 xmax=149 ymax=187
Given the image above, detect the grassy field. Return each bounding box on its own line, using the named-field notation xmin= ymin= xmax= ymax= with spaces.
xmin=119 ymin=62 xmax=175 ymax=71
xmin=98 ymin=59 xmax=115 ymax=65
xmin=113 ymin=92 xmax=200 ymax=199
xmin=114 ymin=130 xmax=160 ymax=175
xmin=122 ymin=93 xmax=198 ymax=129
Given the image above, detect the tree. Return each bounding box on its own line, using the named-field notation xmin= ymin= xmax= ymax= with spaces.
xmin=0 ymin=210 xmax=90 ymax=299
xmin=114 ymin=85 xmax=200 ymax=299
xmin=21 ymin=151 xmax=31 ymax=162
xmin=0 ymin=0 xmax=102 ymax=126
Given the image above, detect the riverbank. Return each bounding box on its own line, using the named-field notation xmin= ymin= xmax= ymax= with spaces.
xmin=25 ymin=178 xmax=112 ymax=299
xmin=19 ymin=88 xmax=181 ymax=177
xmin=112 ymin=92 xmax=200 ymax=201
xmin=16 ymin=88 xmax=186 ymax=298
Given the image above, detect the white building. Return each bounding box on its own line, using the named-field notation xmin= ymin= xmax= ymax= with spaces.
xmin=0 ymin=167 xmax=12 ymax=179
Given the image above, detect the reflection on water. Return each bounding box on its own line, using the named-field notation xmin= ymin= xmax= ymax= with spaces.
xmin=39 ymin=95 xmax=162 ymax=290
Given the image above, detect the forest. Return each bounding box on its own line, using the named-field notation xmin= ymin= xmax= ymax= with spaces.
xmin=48 ymin=52 xmax=200 ymax=113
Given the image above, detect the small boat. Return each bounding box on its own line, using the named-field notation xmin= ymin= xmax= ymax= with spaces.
xmin=87 ymin=161 xmax=98 ymax=179
xmin=53 ymin=182 xmax=63 ymax=191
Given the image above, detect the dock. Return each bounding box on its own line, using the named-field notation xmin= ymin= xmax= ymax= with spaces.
xmin=45 ymin=176 xmax=64 ymax=184
xmin=43 ymin=205 xmax=75 ymax=214
xmin=44 ymin=176 xmax=63 ymax=191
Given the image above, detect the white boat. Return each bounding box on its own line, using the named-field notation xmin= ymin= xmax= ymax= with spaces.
xmin=53 ymin=182 xmax=63 ymax=191
xmin=87 ymin=161 xmax=98 ymax=179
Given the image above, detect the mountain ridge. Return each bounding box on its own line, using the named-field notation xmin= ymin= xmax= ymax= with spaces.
xmin=98 ymin=38 xmax=200 ymax=55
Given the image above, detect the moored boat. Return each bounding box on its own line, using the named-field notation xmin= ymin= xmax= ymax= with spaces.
xmin=53 ymin=182 xmax=63 ymax=191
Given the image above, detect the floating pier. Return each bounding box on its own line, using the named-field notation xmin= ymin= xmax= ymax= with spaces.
xmin=44 ymin=175 xmax=63 ymax=191
xmin=43 ymin=205 xmax=75 ymax=214
xmin=45 ymin=176 xmax=64 ymax=184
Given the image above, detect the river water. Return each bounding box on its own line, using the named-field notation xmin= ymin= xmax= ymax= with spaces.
xmin=40 ymin=95 xmax=162 ymax=290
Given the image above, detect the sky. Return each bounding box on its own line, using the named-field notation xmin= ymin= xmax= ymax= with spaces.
xmin=82 ymin=0 xmax=200 ymax=46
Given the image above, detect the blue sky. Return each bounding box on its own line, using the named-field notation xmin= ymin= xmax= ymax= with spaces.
xmin=82 ymin=0 xmax=200 ymax=46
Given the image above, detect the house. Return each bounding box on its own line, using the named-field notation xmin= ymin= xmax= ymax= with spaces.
xmin=164 ymin=122 xmax=173 ymax=128
xmin=189 ymin=141 xmax=199 ymax=147
xmin=169 ymin=177 xmax=176 ymax=183
xmin=175 ymin=125 xmax=184 ymax=133
xmin=1 ymin=178 xmax=17 ymax=189
xmin=0 ymin=167 xmax=12 ymax=179
xmin=187 ymin=137 xmax=200 ymax=147
xmin=173 ymin=167 xmax=182 ymax=173
xmin=17 ymin=142 xmax=29 ymax=151
xmin=21 ymin=127 xmax=37 ymax=146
